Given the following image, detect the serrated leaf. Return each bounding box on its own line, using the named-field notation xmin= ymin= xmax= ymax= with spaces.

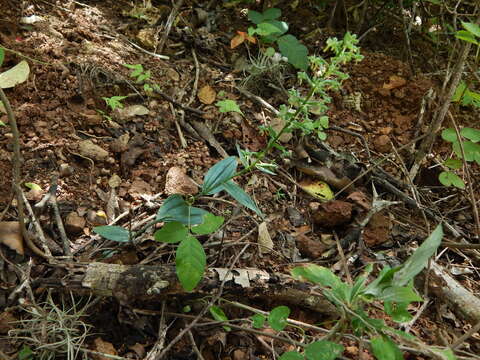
xmin=222 ymin=180 xmax=263 ymax=216
xmin=154 ymin=221 xmax=188 ymax=243
xmin=279 ymin=352 xmax=304 ymax=360
xmin=209 ymin=305 xmax=231 ymax=331
xmin=441 ymin=128 xmax=457 ymax=142
xmin=268 ymin=305 xmax=290 ymax=331
xmin=251 ymin=314 xmax=266 ymax=328
xmin=191 ymin=213 xmax=224 ymax=235
xmin=202 ymin=156 xmax=237 ymax=195
xmin=370 ymin=335 xmax=403 ymax=360
xmin=216 ymin=99 xmax=243 ymax=114
xmin=176 ymin=235 xmax=206 ymax=291
xmin=156 ymin=194 xmax=208 ymax=225
xmin=393 ymin=224 xmax=443 ymax=286
xmin=439 ymin=171 xmax=465 ymax=189
xmin=0 ymin=60 xmax=30 ymax=88
xmin=462 ymin=21 xmax=480 ymax=38
xmin=94 ymin=225 xmax=131 ymax=243
xmin=444 ymin=159 xmax=462 ymax=170
xmin=460 ymin=127 xmax=480 ymax=142
xmin=277 ymin=35 xmax=308 ymax=70
xmin=304 ymin=340 xmax=344 ymax=360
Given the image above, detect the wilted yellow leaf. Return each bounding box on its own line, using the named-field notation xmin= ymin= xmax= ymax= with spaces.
xmin=299 ymin=180 xmax=334 ymax=201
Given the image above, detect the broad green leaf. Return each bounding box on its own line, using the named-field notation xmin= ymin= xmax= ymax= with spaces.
xmin=462 ymin=88 xmax=480 ymax=107
xmin=277 ymin=35 xmax=308 ymax=70
xmin=191 ymin=213 xmax=224 ymax=235
xmin=393 ymin=224 xmax=443 ymax=286
xmin=262 ymin=8 xmax=281 ymax=21
xmin=349 ymin=275 xmax=367 ymax=302
xmin=439 ymin=171 xmax=465 ymax=189
xmin=154 ymin=221 xmax=188 ymax=243
xmin=0 ymin=60 xmax=30 ymax=88
xmin=304 ymin=340 xmax=344 ymax=360
xmin=176 ymin=235 xmax=206 ymax=291
xmin=441 ymin=128 xmax=457 ymax=142
xmin=319 ymin=116 xmax=329 ymax=128
xmin=291 ymin=265 xmax=342 ymax=289
xmin=222 ymin=180 xmax=263 ymax=216
xmin=364 ymin=267 xmax=399 ymax=297
xmin=255 ymin=20 xmax=288 ymax=37
xmin=461 ymin=127 xmax=480 ymax=142
xmin=251 ymin=314 xmax=266 ymax=328
xmin=379 ymin=286 xmax=423 ymax=303
xmin=156 ymin=194 xmax=208 ymax=225
xmin=24 ymin=182 xmax=42 ymax=191
xmin=202 ymin=156 xmax=237 ymax=195
xmin=384 ymin=301 xmax=413 ymax=323
xmin=0 ymin=47 xmax=4 ymax=67
xmin=279 ymin=351 xmax=304 ymax=360
xmin=455 ymin=30 xmax=478 ymax=45
xmin=94 ymin=225 xmax=131 ymax=243
xmin=462 ymin=21 xmax=480 ymax=38
xmin=209 ymin=305 xmax=231 ymax=331
xmin=370 ymin=335 xmax=403 ymax=360
xmin=248 ymin=10 xmax=264 ymax=25
xmin=268 ymin=305 xmax=290 ymax=331
xmin=452 ymin=140 xmax=480 ymax=161
xmin=216 ymin=99 xmax=243 ymax=115
xmin=351 ymin=309 xmax=385 ymax=334
xmin=444 ymin=159 xmax=462 ymax=170
xmin=452 ymin=81 xmax=467 ymax=102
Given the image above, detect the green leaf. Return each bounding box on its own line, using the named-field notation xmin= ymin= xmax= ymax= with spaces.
xmin=156 ymin=194 xmax=208 ymax=225
xmin=18 ymin=345 xmax=34 ymax=360
xmin=256 ymin=20 xmax=288 ymax=37
xmin=379 ymin=286 xmax=423 ymax=303
xmin=444 ymin=159 xmax=463 ymax=170
xmin=191 ymin=213 xmax=224 ymax=235
xmin=319 ymin=116 xmax=329 ymax=129
xmin=124 ymin=63 xmax=144 ymax=78
xmin=263 ymin=8 xmax=282 ymax=21
xmin=370 ymin=335 xmax=404 ymax=360
xmin=291 ymin=265 xmax=342 ymax=289
xmin=0 ymin=60 xmax=30 ymax=89
xmin=24 ymin=182 xmax=42 ymax=191
xmin=384 ymin=301 xmax=413 ymax=323
xmin=268 ymin=305 xmax=290 ymax=331
xmin=439 ymin=171 xmax=465 ymax=189
xmin=222 ymin=180 xmax=263 ymax=216
xmin=176 ymin=235 xmax=206 ymax=291
xmin=0 ymin=47 xmax=4 ymax=67
xmin=279 ymin=351 xmax=304 ymax=360
xmin=154 ymin=221 xmax=188 ymax=243
xmin=461 ymin=127 xmax=480 ymax=142
xmin=202 ymin=156 xmax=237 ymax=195
xmin=304 ymin=340 xmax=344 ymax=360
xmin=209 ymin=305 xmax=231 ymax=331
xmin=452 ymin=81 xmax=467 ymax=102
xmin=94 ymin=225 xmax=131 ymax=243
xmin=452 ymin=140 xmax=480 ymax=161
xmin=462 ymin=21 xmax=480 ymax=38
xmin=251 ymin=314 xmax=266 ymax=328
xmin=393 ymin=224 xmax=443 ymax=286
xmin=277 ymin=35 xmax=309 ymax=70
xmin=441 ymin=128 xmax=457 ymax=142
xmin=216 ymin=99 xmax=243 ymax=115
xmin=248 ymin=10 xmax=264 ymax=25
xmin=455 ymin=30 xmax=478 ymax=45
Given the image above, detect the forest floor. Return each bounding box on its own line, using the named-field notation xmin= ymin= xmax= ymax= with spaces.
xmin=0 ymin=1 xmax=479 ymax=359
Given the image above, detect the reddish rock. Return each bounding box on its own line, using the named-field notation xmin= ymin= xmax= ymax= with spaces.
xmin=373 ymin=135 xmax=391 ymax=153
xmin=312 ymin=200 xmax=353 ymax=228
xmin=65 ymin=212 xmax=85 ymax=235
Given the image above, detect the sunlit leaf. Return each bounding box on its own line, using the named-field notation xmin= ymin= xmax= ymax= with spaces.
xmin=268 ymin=305 xmax=290 ymax=331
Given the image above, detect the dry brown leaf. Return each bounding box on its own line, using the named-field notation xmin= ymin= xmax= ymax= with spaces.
xmin=198 ymin=85 xmax=216 ymax=105
xmin=0 ymin=221 xmax=24 ymax=255
xmin=164 ymin=167 xmax=198 ymax=195
xmin=383 ymin=75 xmax=406 ymax=90
xmin=258 ymin=221 xmax=273 ymax=254
xmin=93 ymin=337 xmax=117 ymax=360
xmin=231 ymin=33 xmax=245 ymax=49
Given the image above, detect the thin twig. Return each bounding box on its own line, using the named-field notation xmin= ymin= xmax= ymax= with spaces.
xmin=158 ymin=0 xmax=184 ymax=54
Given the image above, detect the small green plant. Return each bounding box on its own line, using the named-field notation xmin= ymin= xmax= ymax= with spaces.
xmin=102 ymin=95 xmax=127 ymax=111
xmin=123 ymin=63 xmax=158 ymax=93
xmin=247 ymin=8 xmax=308 ymax=70
xmin=216 ymin=99 xmax=243 ymax=115
xmin=439 ymin=21 xmax=480 ymax=189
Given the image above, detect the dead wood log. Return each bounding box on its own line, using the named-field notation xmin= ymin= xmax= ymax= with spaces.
xmin=34 ymin=262 xmax=338 ymax=317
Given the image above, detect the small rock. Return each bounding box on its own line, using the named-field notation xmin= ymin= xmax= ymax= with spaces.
xmin=129 ymin=179 xmax=152 ymax=197
xmin=164 ymin=167 xmax=199 ymax=195
xmin=78 ymin=140 xmax=109 ymax=162
xmin=108 ymin=174 xmax=122 ymax=188
xmin=312 ymin=200 xmax=353 ymax=228
xmin=59 ymin=163 xmax=74 ymax=177
xmin=65 ymin=212 xmax=85 ymax=235
xmin=373 ymin=135 xmax=391 ymax=153
xmin=295 ymin=233 xmax=325 ymax=259
xmin=287 ymin=207 xmax=305 ymax=227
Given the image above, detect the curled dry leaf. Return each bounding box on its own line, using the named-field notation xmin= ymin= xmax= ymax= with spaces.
xmin=0 ymin=221 xmax=24 ymax=255
xmin=198 ymin=85 xmax=216 ymax=105
xmin=164 ymin=167 xmax=198 ymax=195
xmin=93 ymin=337 xmax=117 ymax=360
xmin=258 ymin=221 xmax=273 ymax=254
